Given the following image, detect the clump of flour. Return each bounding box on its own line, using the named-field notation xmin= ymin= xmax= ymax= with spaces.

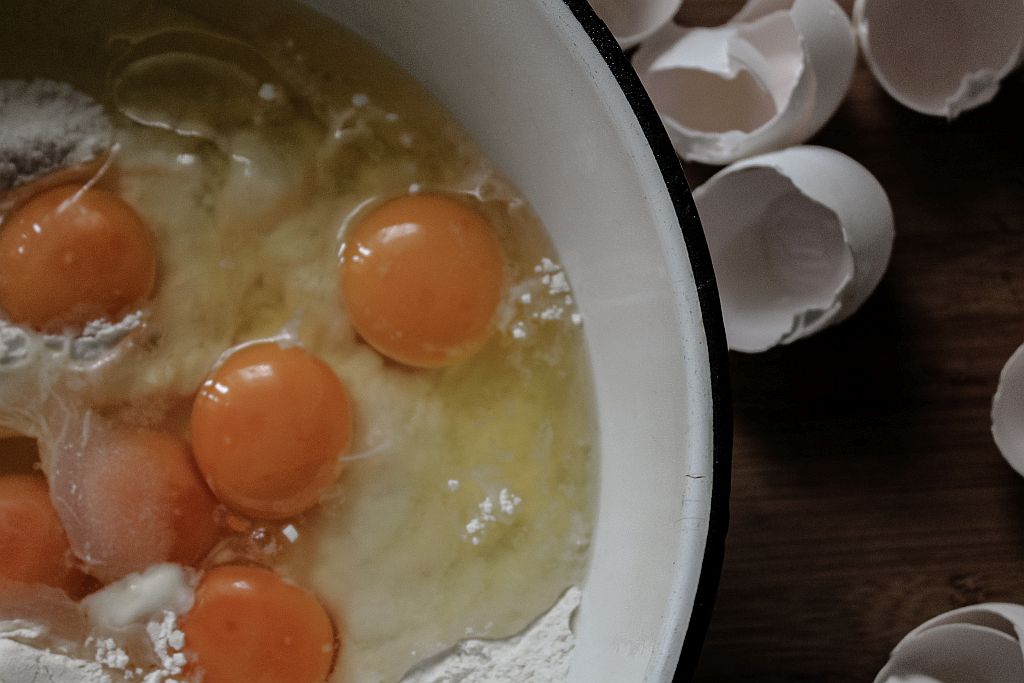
xmin=0 ymin=323 xmax=32 ymax=369
xmin=0 ymin=565 xmax=193 ymax=682
xmin=401 ymin=587 xmax=581 ymax=683
xmin=68 ymin=312 xmax=146 ymax=361
xmin=0 ymin=79 xmax=111 ymax=190
xmin=0 ymin=313 xmax=143 ymax=371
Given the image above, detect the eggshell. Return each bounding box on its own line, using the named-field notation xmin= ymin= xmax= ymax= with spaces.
xmin=589 ymin=0 xmax=683 ymax=50
xmin=734 ymin=0 xmax=858 ymax=140
xmin=874 ymin=604 xmax=1024 ymax=683
xmin=693 ymin=145 xmax=893 ymax=353
xmin=634 ymin=0 xmax=855 ymax=164
xmin=853 ymin=0 xmax=1024 ymax=118
xmin=992 ymin=342 xmax=1024 ymax=477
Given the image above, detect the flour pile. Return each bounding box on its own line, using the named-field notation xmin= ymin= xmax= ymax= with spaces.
xmin=0 ymin=79 xmax=111 ymax=191
xmin=401 ymin=587 xmax=581 ymax=683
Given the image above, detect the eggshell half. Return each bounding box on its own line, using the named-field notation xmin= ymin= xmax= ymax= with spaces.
xmin=874 ymin=604 xmax=1024 ymax=683
xmin=589 ymin=0 xmax=683 ymax=50
xmin=992 ymin=342 xmax=1024 ymax=477
xmin=853 ymin=0 xmax=1024 ymax=118
xmin=634 ymin=0 xmax=855 ymax=164
xmin=693 ymin=145 xmax=893 ymax=353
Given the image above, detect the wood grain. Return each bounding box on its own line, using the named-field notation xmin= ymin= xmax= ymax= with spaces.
xmin=665 ymin=2 xmax=1024 ymax=681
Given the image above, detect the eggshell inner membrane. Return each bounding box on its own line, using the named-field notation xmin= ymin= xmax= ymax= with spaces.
xmin=589 ymin=0 xmax=682 ymax=50
xmin=992 ymin=342 xmax=1024 ymax=478
xmin=644 ymin=64 xmax=778 ymax=134
xmin=696 ymin=166 xmax=852 ymax=353
xmin=636 ymin=13 xmax=804 ymax=163
xmin=739 ymin=0 xmax=857 ymax=139
xmin=856 ymin=0 xmax=1024 ymax=117
xmin=635 ymin=0 xmax=857 ymax=164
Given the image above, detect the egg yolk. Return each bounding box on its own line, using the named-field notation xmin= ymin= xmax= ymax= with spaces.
xmin=190 ymin=343 xmax=353 ymax=520
xmin=0 ymin=184 xmax=156 ymax=331
xmin=182 ymin=565 xmax=337 ymax=683
xmin=0 ymin=474 xmax=84 ymax=595
xmin=77 ymin=429 xmax=221 ymax=581
xmin=340 ymin=193 xmax=505 ymax=368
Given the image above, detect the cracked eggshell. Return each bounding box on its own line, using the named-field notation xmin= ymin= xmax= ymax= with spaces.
xmin=874 ymin=603 xmax=1024 ymax=683
xmin=854 ymin=0 xmax=1024 ymax=118
xmin=693 ymin=145 xmax=893 ymax=353
xmin=992 ymin=342 xmax=1024 ymax=477
xmin=634 ymin=0 xmax=855 ymax=164
xmin=589 ymin=0 xmax=683 ymax=50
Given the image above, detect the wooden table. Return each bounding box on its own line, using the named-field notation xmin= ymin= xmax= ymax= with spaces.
xmin=668 ymin=2 xmax=1024 ymax=681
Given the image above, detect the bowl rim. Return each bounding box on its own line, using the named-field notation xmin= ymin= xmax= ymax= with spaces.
xmin=559 ymin=1 xmax=733 ymax=679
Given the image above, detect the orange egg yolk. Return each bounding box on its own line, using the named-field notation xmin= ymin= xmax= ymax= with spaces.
xmin=340 ymin=193 xmax=505 ymax=368
xmin=182 ymin=565 xmax=337 ymax=683
xmin=0 ymin=184 xmax=156 ymax=331
xmin=190 ymin=343 xmax=353 ymax=520
xmin=77 ymin=429 xmax=221 ymax=581
xmin=0 ymin=474 xmax=84 ymax=595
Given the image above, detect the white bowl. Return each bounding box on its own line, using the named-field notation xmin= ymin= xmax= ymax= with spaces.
xmin=300 ymin=1 xmax=732 ymax=680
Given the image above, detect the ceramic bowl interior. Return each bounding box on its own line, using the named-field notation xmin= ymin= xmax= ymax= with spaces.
xmin=298 ymin=0 xmax=731 ymax=680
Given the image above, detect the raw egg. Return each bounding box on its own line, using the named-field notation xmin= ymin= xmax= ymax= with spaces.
xmin=190 ymin=343 xmax=353 ymax=520
xmin=340 ymin=193 xmax=505 ymax=368
xmin=0 ymin=474 xmax=84 ymax=595
xmin=0 ymin=184 xmax=156 ymax=331
xmin=182 ymin=565 xmax=337 ymax=683
xmin=72 ymin=429 xmax=220 ymax=582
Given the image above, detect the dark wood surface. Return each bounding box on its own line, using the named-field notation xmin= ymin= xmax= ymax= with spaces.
xmin=668 ymin=2 xmax=1024 ymax=681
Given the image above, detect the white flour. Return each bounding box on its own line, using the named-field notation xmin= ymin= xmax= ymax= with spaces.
xmin=400 ymin=587 xmax=581 ymax=683
xmin=0 ymin=324 xmax=31 ymax=369
xmin=0 ymin=640 xmax=113 ymax=683
xmin=0 ymin=313 xmax=143 ymax=373
xmin=0 ymin=565 xmax=193 ymax=683
xmin=0 ymin=79 xmax=111 ymax=191
xmin=144 ymin=611 xmax=188 ymax=682
xmin=70 ymin=312 xmax=145 ymax=361
xmin=0 ymin=618 xmax=186 ymax=683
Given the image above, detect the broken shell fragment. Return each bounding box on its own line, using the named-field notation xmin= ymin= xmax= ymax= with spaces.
xmin=854 ymin=0 xmax=1024 ymax=118
xmin=693 ymin=145 xmax=893 ymax=353
xmin=874 ymin=603 xmax=1024 ymax=683
xmin=589 ymin=0 xmax=683 ymax=50
xmin=992 ymin=343 xmax=1024 ymax=477
xmin=634 ymin=0 xmax=856 ymax=164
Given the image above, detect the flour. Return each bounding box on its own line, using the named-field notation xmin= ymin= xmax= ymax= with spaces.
xmin=502 ymin=256 xmax=583 ymax=343
xmin=0 ymin=313 xmax=142 ymax=375
xmin=0 ymin=640 xmax=114 ymax=683
xmin=0 ymin=79 xmax=112 ymax=190
xmin=0 ymin=565 xmax=194 ymax=683
xmin=144 ymin=611 xmax=188 ymax=682
xmin=0 ymin=615 xmax=113 ymax=683
xmin=0 ymin=622 xmax=186 ymax=683
xmin=463 ymin=488 xmax=523 ymax=546
xmin=70 ymin=312 xmax=146 ymax=361
xmin=85 ymin=565 xmax=193 ymax=634
xmin=0 ymin=323 xmax=32 ymax=369
xmin=93 ymin=637 xmax=131 ymax=669
xmin=83 ymin=610 xmax=187 ymax=683
xmin=400 ymin=587 xmax=581 ymax=683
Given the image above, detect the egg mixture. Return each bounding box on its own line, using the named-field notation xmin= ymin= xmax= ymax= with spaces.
xmin=0 ymin=0 xmax=596 ymax=681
